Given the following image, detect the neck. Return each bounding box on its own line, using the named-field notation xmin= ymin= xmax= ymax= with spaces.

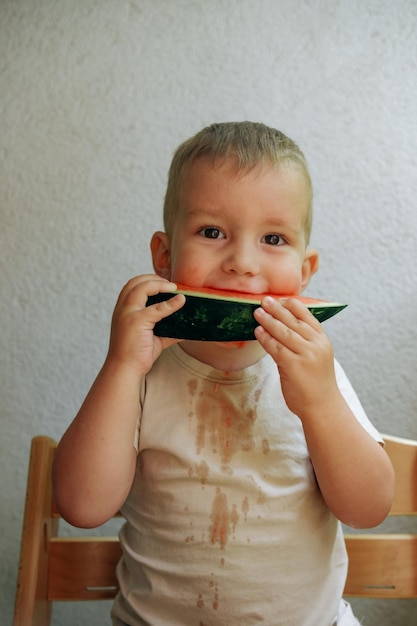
xmin=178 ymin=339 xmax=266 ymax=372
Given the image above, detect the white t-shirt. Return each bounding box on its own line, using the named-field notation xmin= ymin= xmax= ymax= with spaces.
xmin=112 ymin=344 xmax=381 ymax=626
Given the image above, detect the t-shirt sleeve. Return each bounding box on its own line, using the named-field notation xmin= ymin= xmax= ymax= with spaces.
xmin=334 ymin=359 xmax=383 ymax=444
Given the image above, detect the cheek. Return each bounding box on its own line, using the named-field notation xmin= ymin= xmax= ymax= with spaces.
xmin=169 ymin=251 xmax=206 ymax=283
xmin=266 ymin=258 xmax=305 ymax=294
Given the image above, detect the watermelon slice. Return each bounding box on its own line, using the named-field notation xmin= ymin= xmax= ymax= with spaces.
xmin=147 ymin=284 xmax=347 ymax=341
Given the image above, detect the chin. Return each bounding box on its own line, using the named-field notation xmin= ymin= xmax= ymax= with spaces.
xmin=214 ymin=340 xmax=254 ymax=350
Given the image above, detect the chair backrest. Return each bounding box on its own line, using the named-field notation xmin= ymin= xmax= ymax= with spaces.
xmin=344 ymin=434 xmax=417 ymax=598
xmin=13 ymin=433 xmax=417 ymax=625
xmin=13 ymin=436 xmax=122 ymax=626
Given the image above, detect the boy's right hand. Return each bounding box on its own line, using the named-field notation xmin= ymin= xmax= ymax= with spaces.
xmin=106 ymin=275 xmax=186 ymax=377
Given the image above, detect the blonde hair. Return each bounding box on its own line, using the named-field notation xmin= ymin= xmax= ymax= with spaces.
xmin=163 ymin=121 xmax=313 ymax=242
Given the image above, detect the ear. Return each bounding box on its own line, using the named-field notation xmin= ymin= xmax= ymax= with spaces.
xmin=150 ymin=231 xmax=171 ymax=279
xmin=301 ymin=248 xmax=319 ymax=291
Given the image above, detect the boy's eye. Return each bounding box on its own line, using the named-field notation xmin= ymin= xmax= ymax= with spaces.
xmin=262 ymin=233 xmax=285 ymax=246
xmin=199 ymin=227 xmax=225 ymax=239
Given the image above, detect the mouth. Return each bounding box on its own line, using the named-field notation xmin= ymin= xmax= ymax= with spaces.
xmin=202 ymin=284 xmax=265 ymax=297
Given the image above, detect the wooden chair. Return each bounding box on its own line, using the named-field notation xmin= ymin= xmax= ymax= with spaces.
xmin=13 ymin=434 xmax=417 ymax=625
xmin=344 ymin=434 xmax=417 ymax=599
xmin=13 ymin=436 xmax=122 ymax=626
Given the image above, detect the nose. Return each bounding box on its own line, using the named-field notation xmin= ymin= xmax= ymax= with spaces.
xmin=222 ymin=239 xmax=260 ymax=276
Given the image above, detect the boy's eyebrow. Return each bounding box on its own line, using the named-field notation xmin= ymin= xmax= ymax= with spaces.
xmin=184 ymin=207 xmax=231 ymax=223
xmin=185 ymin=207 xmax=219 ymax=218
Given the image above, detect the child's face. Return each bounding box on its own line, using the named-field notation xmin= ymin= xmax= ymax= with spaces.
xmin=153 ymin=157 xmax=318 ymax=296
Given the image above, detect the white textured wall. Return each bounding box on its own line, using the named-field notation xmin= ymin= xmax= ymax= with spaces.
xmin=1 ymin=1 xmax=416 ymax=624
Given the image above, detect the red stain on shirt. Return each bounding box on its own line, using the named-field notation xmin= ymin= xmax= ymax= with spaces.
xmin=194 ymin=383 xmax=256 ymax=465
xmin=210 ymin=488 xmax=230 ymax=548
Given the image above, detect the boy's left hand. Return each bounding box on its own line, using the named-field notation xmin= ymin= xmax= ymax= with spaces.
xmin=253 ymin=296 xmax=338 ymax=419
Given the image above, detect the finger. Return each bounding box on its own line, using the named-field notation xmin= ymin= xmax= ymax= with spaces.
xmin=117 ymin=276 xmax=177 ymax=311
xmin=278 ymin=297 xmax=323 ymax=331
xmin=254 ymin=324 xmax=287 ymax=355
xmin=145 ymin=293 xmax=186 ymax=326
xmin=261 ymin=297 xmax=323 ymax=339
xmin=254 ymin=307 xmax=303 ymax=353
xmin=254 ymin=298 xmax=311 ymax=343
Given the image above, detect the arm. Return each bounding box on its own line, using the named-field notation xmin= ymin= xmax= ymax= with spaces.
xmin=254 ymin=297 xmax=395 ymax=528
xmin=52 ymin=275 xmax=185 ymax=528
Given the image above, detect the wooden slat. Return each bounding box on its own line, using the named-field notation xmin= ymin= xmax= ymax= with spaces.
xmin=48 ymin=537 xmax=122 ymax=601
xmin=13 ymin=436 xmax=58 ymax=626
xmin=383 ymin=435 xmax=417 ymax=515
xmin=344 ymin=535 xmax=417 ymax=598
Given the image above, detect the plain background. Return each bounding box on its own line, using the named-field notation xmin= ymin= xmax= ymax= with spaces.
xmin=1 ymin=1 xmax=416 ymax=624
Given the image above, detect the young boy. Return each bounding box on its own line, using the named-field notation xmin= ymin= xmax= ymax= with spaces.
xmin=53 ymin=122 xmax=394 ymax=626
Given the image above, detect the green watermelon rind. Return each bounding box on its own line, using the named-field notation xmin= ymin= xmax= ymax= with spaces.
xmin=146 ymin=291 xmax=347 ymax=342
